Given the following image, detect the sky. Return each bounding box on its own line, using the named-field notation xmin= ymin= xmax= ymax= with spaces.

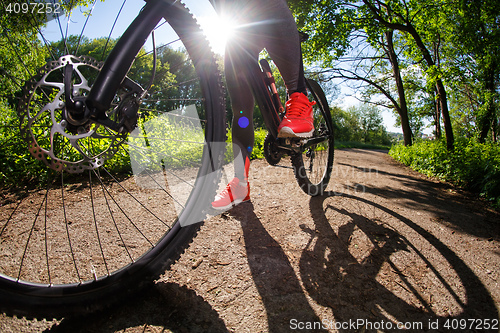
xmin=43 ymin=0 xmax=402 ymax=134
xmin=44 ymin=0 xmax=226 ymax=53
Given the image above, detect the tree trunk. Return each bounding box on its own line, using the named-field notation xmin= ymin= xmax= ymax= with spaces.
xmin=478 ymin=62 xmax=497 ymax=142
xmin=385 ymin=30 xmax=412 ymax=146
xmin=408 ymin=26 xmax=453 ymax=149
xmin=435 ymin=81 xmax=454 ymax=149
xmin=433 ymin=89 xmax=442 ymax=139
xmin=479 ymin=100 xmax=495 ymax=143
xmin=492 ymin=118 xmax=498 ymax=143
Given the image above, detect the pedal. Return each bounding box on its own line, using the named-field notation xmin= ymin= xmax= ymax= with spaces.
xmin=284 ymin=138 xmax=308 ymax=147
xmin=276 ymin=137 xmax=308 ymax=153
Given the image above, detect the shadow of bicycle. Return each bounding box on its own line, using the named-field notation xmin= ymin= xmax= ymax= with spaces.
xmin=44 ymin=190 xmax=498 ymax=333
xmin=300 ymin=191 xmax=498 ymax=331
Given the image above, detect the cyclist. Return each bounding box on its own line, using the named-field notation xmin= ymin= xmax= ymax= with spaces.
xmin=210 ymin=0 xmax=316 ymax=210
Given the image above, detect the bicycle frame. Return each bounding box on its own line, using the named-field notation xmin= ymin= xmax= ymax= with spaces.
xmin=246 ymin=57 xmax=333 ymax=154
xmin=242 ymin=58 xmax=282 ymax=139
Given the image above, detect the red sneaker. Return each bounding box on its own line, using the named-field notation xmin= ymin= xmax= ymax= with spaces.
xmin=278 ymin=92 xmax=316 ymax=138
xmin=211 ymin=178 xmax=250 ymax=210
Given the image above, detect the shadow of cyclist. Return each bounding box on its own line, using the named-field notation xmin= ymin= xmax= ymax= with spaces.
xmin=230 ymin=202 xmax=327 ymax=333
xmin=300 ymin=192 xmax=498 ymax=331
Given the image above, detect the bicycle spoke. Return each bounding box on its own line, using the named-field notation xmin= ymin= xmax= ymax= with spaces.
xmin=60 ymin=172 xmax=82 ymax=283
xmin=89 ymin=171 xmax=110 ymax=277
xmin=96 ymin=171 xmax=135 ymax=264
xmin=17 ymin=182 xmax=50 ymax=281
xmin=44 ymin=186 xmax=51 ymax=284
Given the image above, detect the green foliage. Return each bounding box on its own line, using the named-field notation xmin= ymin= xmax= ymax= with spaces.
xmin=252 ymin=128 xmax=267 ymax=160
xmin=291 ymin=0 xmax=500 ymax=145
xmin=332 ymin=104 xmax=393 ymax=146
xmin=129 ymin=113 xmax=205 ymax=171
xmin=0 ymin=19 xmax=48 ymax=104
xmin=289 ymin=0 xmax=355 ymax=65
xmin=0 ymin=101 xmax=48 ymax=185
xmin=389 ymin=138 xmax=500 ymax=208
xmin=446 ymin=0 xmax=500 ymax=142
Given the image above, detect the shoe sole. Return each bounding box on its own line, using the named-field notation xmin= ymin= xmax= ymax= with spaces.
xmin=211 ymin=197 xmax=250 ymax=211
xmin=277 ymin=126 xmax=314 ymax=138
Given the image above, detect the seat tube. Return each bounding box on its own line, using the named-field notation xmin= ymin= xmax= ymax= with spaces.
xmin=86 ymin=0 xmax=171 ymax=114
xmin=248 ymin=62 xmax=281 ymax=139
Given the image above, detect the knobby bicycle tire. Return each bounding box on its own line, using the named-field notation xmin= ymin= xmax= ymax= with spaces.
xmin=0 ymin=1 xmax=225 ymax=318
xmin=291 ymin=79 xmax=334 ymax=196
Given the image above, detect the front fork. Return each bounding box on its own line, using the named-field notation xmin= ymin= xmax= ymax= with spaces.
xmin=73 ymin=0 xmax=173 ymax=131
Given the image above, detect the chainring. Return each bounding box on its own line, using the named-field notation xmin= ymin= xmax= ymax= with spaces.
xmin=263 ymin=133 xmax=283 ymax=166
xmin=17 ymin=55 xmax=127 ymax=173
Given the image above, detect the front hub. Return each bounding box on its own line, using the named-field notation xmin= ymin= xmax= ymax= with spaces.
xmin=17 ymin=55 xmax=126 ymax=173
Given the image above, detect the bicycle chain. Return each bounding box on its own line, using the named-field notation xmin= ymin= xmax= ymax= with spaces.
xmin=18 ymin=55 xmax=126 ymax=173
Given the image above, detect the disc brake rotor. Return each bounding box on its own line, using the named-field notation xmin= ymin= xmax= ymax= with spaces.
xmin=18 ymin=55 xmax=126 ymax=173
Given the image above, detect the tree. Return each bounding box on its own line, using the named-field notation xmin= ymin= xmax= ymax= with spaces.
xmin=0 ymin=0 xmax=102 ymax=108
xmin=360 ymin=0 xmax=454 ymax=149
xmin=290 ymin=1 xmax=421 ymax=146
xmin=0 ymin=5 xmax=48 ymax=104
xmin=354 ymin=104 xmax=390 ymax=144
xmin=451 ymin=0 xmax=500 ymax=142
xmin=332 ymin=104 xmax=391 ymax=145
xmin=317 ymin=29 xmax=414 ymax=145
xmin=332 ymin=106 xmax=363 ymax=142
xmin=288 ymin=0 xmax=355 ymax=65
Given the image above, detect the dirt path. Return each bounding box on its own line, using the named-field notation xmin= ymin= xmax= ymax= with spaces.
xmin=1 ymin=149 xmax=499 ymax=332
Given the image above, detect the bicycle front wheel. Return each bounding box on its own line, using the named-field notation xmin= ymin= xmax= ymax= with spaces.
xmin=291 ymin=79 xmax=334 ymax=196
xmin=0 ymin=0 xmax=225 ymax=318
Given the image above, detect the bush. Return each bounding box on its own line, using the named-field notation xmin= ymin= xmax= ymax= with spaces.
xmin=225 ymin=127 xmax=267 ymax=162
xmin=389 ymin=138 xmax=500 ymax=209
xmin=0 ymin=103 xmax=50 ymax=186
xmin=252 ymin=128 xmax=267 ymax=159
xmin=0 ymin=105 xmax=208 ymax=187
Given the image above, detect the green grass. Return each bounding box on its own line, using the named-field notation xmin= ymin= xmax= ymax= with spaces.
xmin=335 ymin=141 xmax=391 ymax=150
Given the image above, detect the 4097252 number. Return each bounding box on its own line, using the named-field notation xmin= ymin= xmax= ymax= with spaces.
xmin=444 ymin=318 xmax=499 ymax=330
xmin=5 ymin=2 xmax=62 ymax=15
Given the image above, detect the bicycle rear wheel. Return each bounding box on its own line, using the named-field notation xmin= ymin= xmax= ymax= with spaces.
xmin=0 ymin=0 xmax=225 ymax=318
xmin=291 ymin=79 xmax=334 ymax=196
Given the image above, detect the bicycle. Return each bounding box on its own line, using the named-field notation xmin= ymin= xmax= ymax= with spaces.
xmin=0 ymin=0 xmax=333 ymax=318
xmin=246 ymin=38 xmax=334 ymax=197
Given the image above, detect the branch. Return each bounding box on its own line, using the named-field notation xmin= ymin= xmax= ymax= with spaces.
xmin=362 ymin=0 xmax=411 ymax=32
xmin=322 ymin=67 xmax=401 ymax=110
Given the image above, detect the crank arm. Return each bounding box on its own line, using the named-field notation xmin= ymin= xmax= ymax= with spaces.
xmin=276 ymin=135 xmax=329 ymax=153
xmin=300 ymin=135 xmax=329 ymax=150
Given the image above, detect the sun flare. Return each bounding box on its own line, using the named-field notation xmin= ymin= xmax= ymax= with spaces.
xmin=198 ymin=15 xmax=236 ymax=55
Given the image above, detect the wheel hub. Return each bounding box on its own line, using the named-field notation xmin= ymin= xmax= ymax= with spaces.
xmin=17 ymin=55 xmax=127 ymax=173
